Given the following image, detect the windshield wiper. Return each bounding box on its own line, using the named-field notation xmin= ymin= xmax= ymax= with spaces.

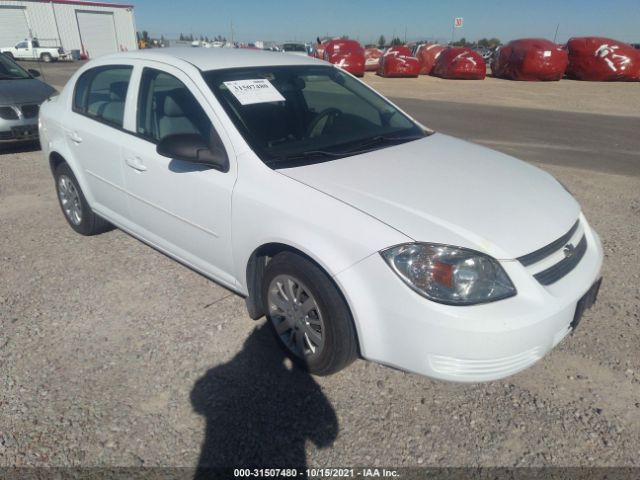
xmin=342 ymin=134 xmax=424 ymax=153
xmin=264 ymin=150 xmax=342 ymax=168
xmin=266 ymin=135 xmax=426 ymax=168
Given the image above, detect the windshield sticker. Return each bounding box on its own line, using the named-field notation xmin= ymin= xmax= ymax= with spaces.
xmin=223 ymin=79 xmax=285 ymax=105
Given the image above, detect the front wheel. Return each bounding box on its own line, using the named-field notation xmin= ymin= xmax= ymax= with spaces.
xmin=262 ymin=252 xmax=359 ymax=375
xmin=54 ymin=162 xmax=111 ymax=235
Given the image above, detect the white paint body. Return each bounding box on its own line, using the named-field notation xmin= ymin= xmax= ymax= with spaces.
xmin=39 ymin=49 xmax=603 ymax=382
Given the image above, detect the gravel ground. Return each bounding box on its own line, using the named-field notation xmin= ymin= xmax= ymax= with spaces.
xmin=364 ymin=73 xmax=640 ymax=117
xmin=1 ymin=62 xmax=639 ymax=471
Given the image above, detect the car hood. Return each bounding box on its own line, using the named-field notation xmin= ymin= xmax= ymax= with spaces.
xmin=0 ymin=79 xmax=56 ymax=105
xmin=279 ymin=133 xmax=580 ymax=259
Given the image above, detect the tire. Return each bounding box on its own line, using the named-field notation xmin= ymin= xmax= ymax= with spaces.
xmin=262 ymin=251 xmax=358 ymax=375
xmin=54 ymin=162 xmax=111 ymax=236
xmin=40 ymin=53 xmax=52 ymax=63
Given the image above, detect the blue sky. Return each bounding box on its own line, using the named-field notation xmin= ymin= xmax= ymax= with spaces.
xmin=135 ymin=0 xmax=640 ymax=44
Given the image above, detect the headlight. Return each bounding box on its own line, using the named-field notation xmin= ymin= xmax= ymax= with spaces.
xmin=0 ymin=106 xmax=19 ymax=120
xmin=380 ymin=243 xmax=516 ymax=305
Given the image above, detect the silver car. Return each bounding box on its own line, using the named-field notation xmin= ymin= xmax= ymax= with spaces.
xmin=0 ymin=53 xmax=56 ymax=144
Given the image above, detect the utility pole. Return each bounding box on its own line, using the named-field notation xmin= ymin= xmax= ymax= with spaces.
xmin=451 ymin=18 xmax=455 ymax=44
xmin=553 ymin=23 xmax=560 ymax=43
xmin=230 ymin=19 xmax=234 ymax=44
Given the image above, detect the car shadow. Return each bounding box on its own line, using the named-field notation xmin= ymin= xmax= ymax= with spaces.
xmin=0 ymin=141 xmax=41 ymax=155
xmin=190 ymin=323 xmax=338 ymax=478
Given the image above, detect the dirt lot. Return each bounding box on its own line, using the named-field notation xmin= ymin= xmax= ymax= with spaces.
xmin=365 ymin=73 xmax=640 ymax=117
xmin=1 ymin=62 xmax=639 ymax=471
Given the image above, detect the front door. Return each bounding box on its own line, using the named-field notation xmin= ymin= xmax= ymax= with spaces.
xmin=120 ymin=65 xmax=237 ymax=287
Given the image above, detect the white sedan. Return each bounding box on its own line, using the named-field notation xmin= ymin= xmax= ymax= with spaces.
xmin=39 ymin=49 xmax=603 ymax=382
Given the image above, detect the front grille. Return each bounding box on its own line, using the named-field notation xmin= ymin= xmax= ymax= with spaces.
xmin=21 ymin=104 xmax=39 ymax=119
xmin=0 ymin=106 xmax=18 ymax=120
xmin=517 ymin=218 xmax=588 ymax=286
xmin=533 ymin=235 xmax=587 ymax=285
xmin=517 ymin=220 xmax=579 ymax=266
xmin=0 ymin=131 xmax=14 ymax=140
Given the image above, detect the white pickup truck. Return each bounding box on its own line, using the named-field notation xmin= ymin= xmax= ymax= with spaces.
xmin=1 ymin=38 xmax=62 ymax=63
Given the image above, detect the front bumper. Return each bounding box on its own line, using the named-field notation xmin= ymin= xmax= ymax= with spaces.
xmin=335 ymin=214 xmax=604 ymax=382
xmin=0 ymin=115 xmax=39 ymax=143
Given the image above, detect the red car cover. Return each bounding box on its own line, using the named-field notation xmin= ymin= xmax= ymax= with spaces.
xmin=431 ymin=48 xmax=486 ymax=80
xmin=491 ymin=39 xmax=568 ymax=81
xmin=415 ymin=43 xmax=447 ymax=75
xmin=323 ymin=39 xmax=365 ymax=77
xmin=364 ymin=47 xmax=383 ymax=71
xmin=377 ymin=46 xmax=420 ymax=77
xmin=566 ymin=37 xmax=640 ymax=81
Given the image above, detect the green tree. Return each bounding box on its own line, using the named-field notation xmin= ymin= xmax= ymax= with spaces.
xmin=488 ymin=37 xmax=501 ymax=47
xmin=377 ymin=34 xmax=386 ymax=48
xmin=179 ymin=33 xmax=185 ymax=41
xmin=142 ymin=30 xmax=149 ymax=43
xmin=390 ymin=37 xmax=403 ymax=46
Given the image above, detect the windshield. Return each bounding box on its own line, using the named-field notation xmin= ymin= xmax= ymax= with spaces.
xmin=283 ymin=43 xmax=307 ymax=52
xmin=204 ymin=65 xmax=425 ymax=168
xmin=0 ymin=54 xmax=31 ymax=80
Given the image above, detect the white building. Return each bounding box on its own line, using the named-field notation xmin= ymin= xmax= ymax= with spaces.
xmin=0 ymin=0 xmax=137 ymax=58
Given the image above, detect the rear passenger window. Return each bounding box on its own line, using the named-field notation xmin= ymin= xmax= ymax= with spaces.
xmin=137 ymin=68 xmax=212 ymax=143
xmin=73 ymin=66 xmax=132 ymax=128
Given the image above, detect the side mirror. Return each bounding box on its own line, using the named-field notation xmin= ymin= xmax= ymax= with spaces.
xmin=28 ymin=69 xmax=41 ymax=77
xmin=156 ymin=132 xmax=229 ymax=172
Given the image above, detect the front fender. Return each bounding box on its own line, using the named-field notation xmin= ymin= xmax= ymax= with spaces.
xmin=231 ymin=153 xmax=410 ymax=294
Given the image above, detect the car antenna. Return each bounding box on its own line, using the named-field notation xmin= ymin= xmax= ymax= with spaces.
xmin=33 ymin=37 xmax=47 ymax=82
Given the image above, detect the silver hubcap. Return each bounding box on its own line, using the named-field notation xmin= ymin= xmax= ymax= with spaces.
xmin=57 ymin=175 xmax=82 ymax=225
xmin=267 ymin=274 xmax=325 ymax=360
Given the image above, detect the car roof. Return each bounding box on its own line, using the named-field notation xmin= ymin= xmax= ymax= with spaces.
xmin=101 ymin=47 xmax=325 ymax=71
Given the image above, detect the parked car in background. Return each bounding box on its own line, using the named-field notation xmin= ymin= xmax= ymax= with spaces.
xmin=282 ymin=42 xmax=309 ymax=56
xmin=0 ymin=53 xmax=56 ymax=144
xmin=39 ymin=49 xmax=602 ymax=382
xmin=1 ymin=38 xmax=63 ymax=63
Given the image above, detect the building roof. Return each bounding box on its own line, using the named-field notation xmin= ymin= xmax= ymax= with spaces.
xmin=105 ymin=48 xmax=326 ymax=71
xmin=47 ymin=0 xmax=134 ymax=9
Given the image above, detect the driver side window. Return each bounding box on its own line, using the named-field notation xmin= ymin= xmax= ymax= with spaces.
xmin=137 ymin=68 xmax=212 ymax=144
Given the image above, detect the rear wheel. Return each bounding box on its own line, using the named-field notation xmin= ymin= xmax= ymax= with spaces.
xmin=40 ymin=53 xmax=52 ymax=63
xmin=54 ymin=162 xmax=111 ymax=235
xmin=262 ymin=252 xmax=358 ymax=375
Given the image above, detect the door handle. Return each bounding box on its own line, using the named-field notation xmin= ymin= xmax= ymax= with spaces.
xmin=124 ymin=156 xmax=147 ymax=172
xmin=68 ymin=132 xmax=82 ymax=144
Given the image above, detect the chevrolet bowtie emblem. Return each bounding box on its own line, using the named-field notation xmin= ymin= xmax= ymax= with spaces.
xmin=563 ymin=243 xmax=575 ymax=259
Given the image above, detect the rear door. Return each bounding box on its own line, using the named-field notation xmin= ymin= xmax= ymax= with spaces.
xmin=120 ymin=63 xmax=237 ymax=287
xmin=66 ymin=64 xmax=134 ymax=223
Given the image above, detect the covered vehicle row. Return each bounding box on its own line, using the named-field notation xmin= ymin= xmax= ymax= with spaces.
xmin=314 ymin=36 xmax=639 ymax=82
